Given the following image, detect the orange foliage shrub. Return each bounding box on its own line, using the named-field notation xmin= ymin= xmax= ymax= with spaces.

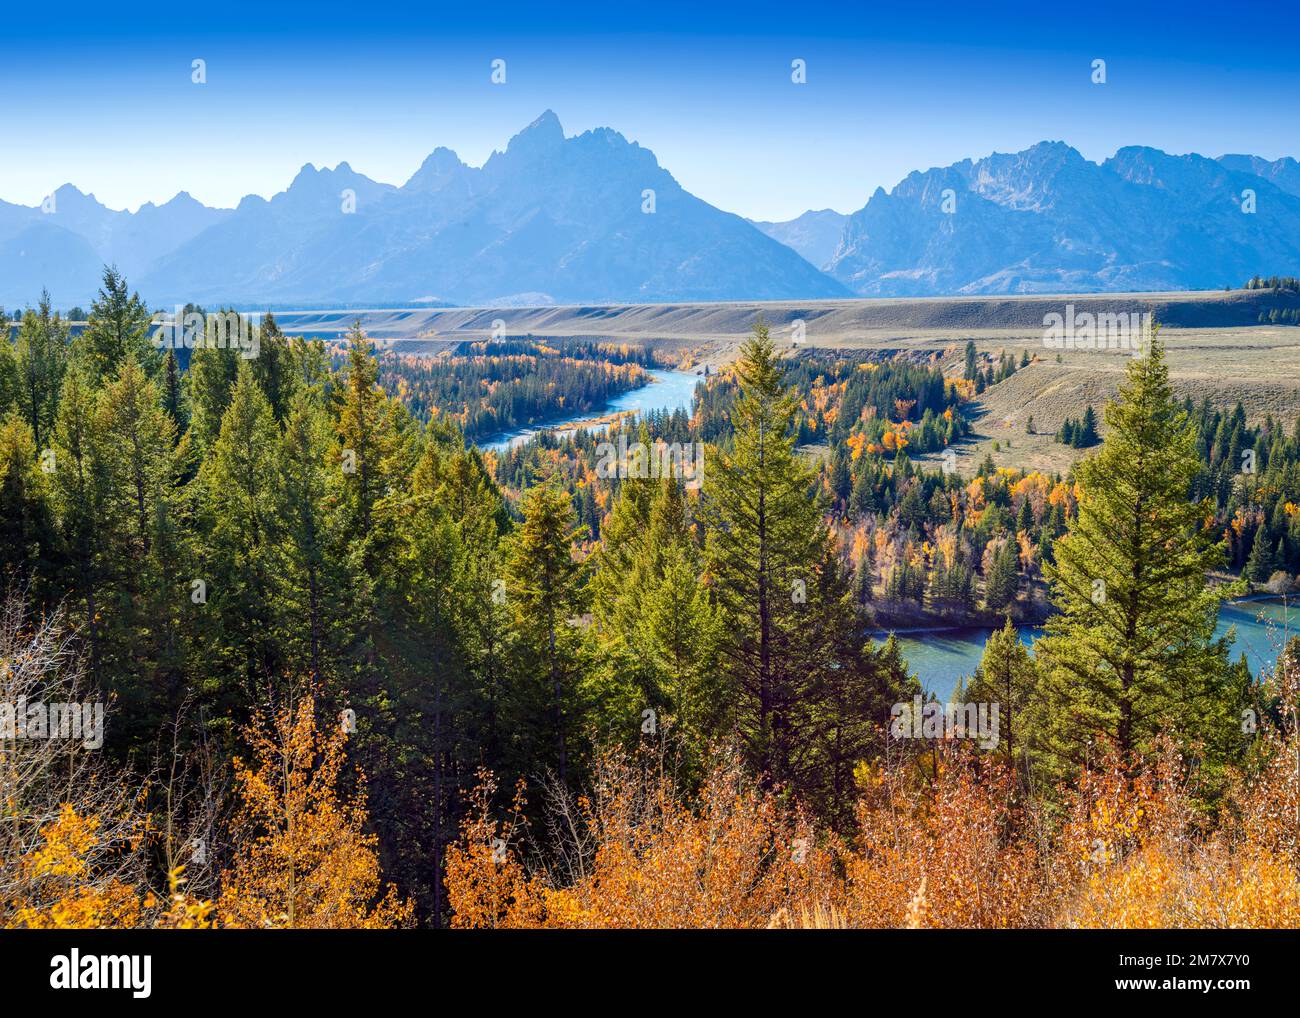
xmin=218 ymin=696 xmax=413 ymax=929
xmin=844 ymin=750 xmax=1047 ymax=928
xmin=448 ymin=737 xmax=1300 ymax=929
xmin=446 ymin=751 xmax=838 ymax=928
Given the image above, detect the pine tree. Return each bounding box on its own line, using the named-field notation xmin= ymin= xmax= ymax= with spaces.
xmin=186 ymin=343 xmax=242 ymax=455
xmin=983 ymin=539 xmax=1019 ymax=613
xmin=336 ymin=324 xmax=405 ymax=576
xmin=50 ymin=365 xmax=108 ymax=681
xmin=442 ymin=446 xmax=512 ymax=769
xmin=0 ymin=416 xmax=57 ymax=595
xmin=14 ymin=292 xmax=68 ymax=452
xmin=1077 ymin=404 xmax=1099 ymax=447
xmin=1245 ymin=528 xmax=1276 ymax=584
xmin=251 ymin=313 xmax=296 ymax=424
xmin=272 ymin=388 xmax=353 ymax=685
xmin=0 ymin=329 xmax=17 ymax=417
xmin=505 ymin=482 xmax=588 ymax=785
xmin=961 ymin=617 xmax=1037 ymax=770
xmin=161 ymin=350 xmax=185 ymax=432
xmin=75 ymin=267 xmax=155 ymax=384
xmin=196 ymin=362 xmax=283 ymax=701
xmin=1015 ymin=497 xmax=1034 ymax=535
xmin=94 ymin=354 xmax=186 ymax=747
xmin=1031 ymin=334 xmax=1242 ymax=777
xmin=702 ymin=321 xmax=859 ymax=789
xmin=637 ymin=481 xmax=720 ymax=743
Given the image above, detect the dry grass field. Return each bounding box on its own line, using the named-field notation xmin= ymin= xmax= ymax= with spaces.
xmin=914 ymin=325 xmax=1300 ymax=476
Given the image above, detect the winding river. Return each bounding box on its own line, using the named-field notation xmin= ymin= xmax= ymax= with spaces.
xmin=478 ymin=368 xmax=703 ymax=453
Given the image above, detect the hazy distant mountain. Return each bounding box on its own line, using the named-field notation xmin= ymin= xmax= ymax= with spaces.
xmin=136 ymin=111 xmax=847 ymax=307
xmin=0 ymin=113 xmax=846 ymax=308
xmin=0 ymin=186 xmax=231 ymax=306
xmin=1217 ymin=154 xmax=1300 ymax=198
xmin=828 ymin=141 xmax=1300 ymax=295
xmin=4 ymin=123 xmax=1300 ymax=309
xmin=750 ymin=209 xmax=847 ymax=269
xmin=0 ymin=222 xmax=105 ymax=310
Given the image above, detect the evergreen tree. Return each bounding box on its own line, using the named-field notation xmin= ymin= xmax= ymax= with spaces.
xmin=1077 ymin=404 xmax=1099 ymax=446
xmin=271 ymin=388 xmax=354 ymax=685
xmin=701 ymin=321 xmax=894 ymax=796
xmin=0 ymin=416 xmax=57 ymax=596
xmin=0 ymin=326 xmax=16 ymax=417
xmin=196 ymin=362 xmax=283 ymax=704
xmin=75 ymin=267 xmax=155 ymax=384
xmin=983 ymin=539 xmax=1019 ymax=613
xmin=1245 ymin=528 xmax=1276 ymax=584
xmin=185 ymin=342 xmax=242 ymax=455
xmin=161 ymin=349 xmax=185 ymax=432
xmin=337 ymin=324 xmax=405 ymax=576
xmin=961 ymin=616 xmax=1037 ymax=770
xmin=94 ymin=355 xmax=187 ymax=748
xmin=633 ymin=482 xmax=723 ymax=772
xmin=14 ymin=292 xmax=68 ymax=451
xmin=50 ymin=364 xmax=108 ymax=681
xmin=505 ymin=482 xmax=588 ymax=785
xmin=1031 ymin=334 xmax=1242 ymax=778
xmin=251 ymin=312 xmax=296 ymax=424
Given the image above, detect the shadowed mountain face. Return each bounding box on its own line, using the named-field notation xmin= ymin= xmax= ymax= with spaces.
xmin=2 ymin=122 xmax=1298 ymax=309
xmin=827 ymin=142 xmax=1300 ymax=296
xmin=750 ymin=209 xmax=848 ymax=270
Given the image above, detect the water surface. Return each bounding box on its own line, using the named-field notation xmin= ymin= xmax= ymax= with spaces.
xmin=888 ymin=598 xmax=1300 ymax=700
xmin=479 ymin=368 xmax=702 ymax=452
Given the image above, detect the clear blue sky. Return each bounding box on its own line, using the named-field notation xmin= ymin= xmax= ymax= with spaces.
xmin=3 ymin=0 xmax=1296 ymax=221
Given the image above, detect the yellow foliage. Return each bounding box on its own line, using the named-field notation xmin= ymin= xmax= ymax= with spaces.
xmin=217 ymin=695 xmax=413 ymax=929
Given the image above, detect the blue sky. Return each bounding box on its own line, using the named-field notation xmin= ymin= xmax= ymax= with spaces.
xmin=3 ymin=0 xmax=1296 ymax=220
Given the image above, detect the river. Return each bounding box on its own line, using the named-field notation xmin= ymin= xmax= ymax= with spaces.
xmin=478 ymin=368 xmax=704 ymax=453
xmin=889 ymin=597 xmax=1300 ymax=700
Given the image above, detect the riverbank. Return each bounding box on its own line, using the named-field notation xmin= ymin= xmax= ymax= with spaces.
xmin=887 ymin=595 xmax=1298 ymax=701
xmin=867 ymin=588 xmax=1051 ymax=634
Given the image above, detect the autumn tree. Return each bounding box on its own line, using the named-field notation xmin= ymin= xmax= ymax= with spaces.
xmin=218 ymin=694 xmax=412 ymax=928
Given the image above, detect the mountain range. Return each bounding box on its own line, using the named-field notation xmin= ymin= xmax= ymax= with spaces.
xmin=2 ymin=112 xmax=1298 ymax=309
xmin=826 ymin=144 xmax=1300 ymax=295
